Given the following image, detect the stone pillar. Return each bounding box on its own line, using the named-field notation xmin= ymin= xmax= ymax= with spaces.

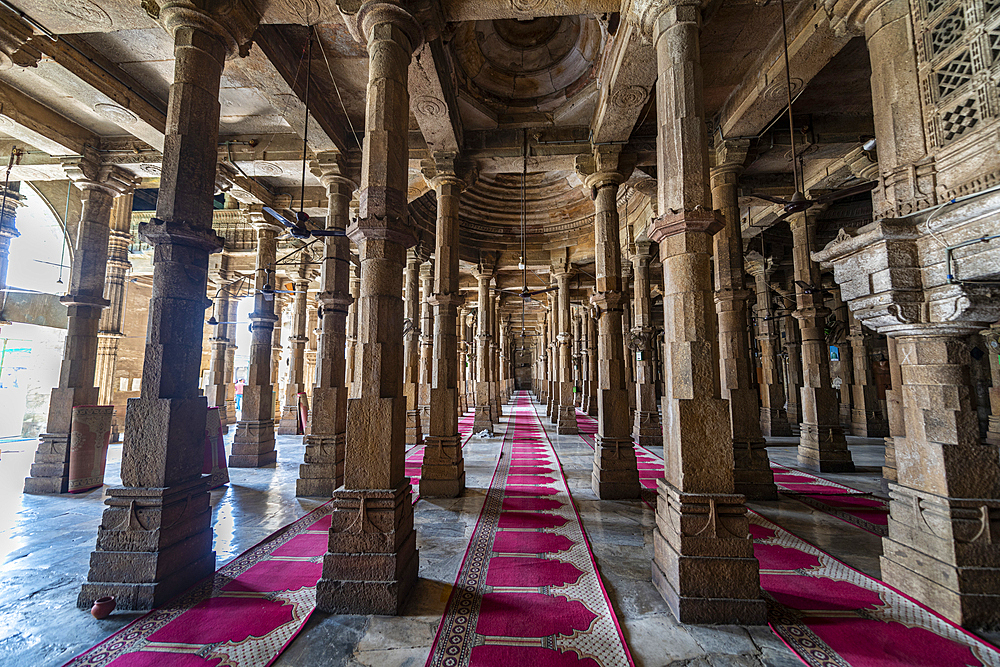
xmin=883 ymin=335 xmax=904 ymax=485
xmin=491 ymin=292 xmax=502 ymax=415
xmin=630 ymin=239 xmax=662 ymax=446
xmin=346 ymin=263 xmax=360 ymax=394
xmin=711 ymin=138 xmax=776 ymax=500
xmin=205 ymin=258 xmax=234 ymax=426
xmin=578 ymin=152 xmax=639 ymax=498
xmin=417 ymin=259 xmax=433 ymax=436
xmin=983 ymin=326 xmax=1000 ymax=446
xmin=402 ymin=248 xmax=423 ymax=445
xmin=278 ymin=252 xmax=312 ymax=434
xmin=538 ymin=310 xmax=549 ymax=407
xmin=746 ymin=258 xmax=792 ymax=437
xmin=0 ymin=182 xmax=20 ymax=337
xmin=230 ymin=209 xmax=282 ymax=467
xmin=586 ymin=310 xmax=598 ymax=416
xmin=78 ymin=1 xmax=257 ymax=608
xmin=472 ymin=267 xmax=496 ymax=433
xmin=829 ymin=284 xmax=854 ymax=428
xmin=271 ymin=293 xmax=284 ymax=420
xmin=316 ymin=1 xmax=420 ymax=615
xmin=779 ymin=287 xmax=804 ymax=425
xmin=791 ymin=206 xmax=854 ymax=472
xmin=25 ymin=156 xmax=132 ymax=495
xmin=547 ymin=290 xmax=558 ymax=419
xmin=224 ymin=294 xmax=238 ymax=419
xmin=95 ymin=186 xmax=135 ymax=440
xmin=621 ymin=265 xmax=637 ymax=415
xmin=304 ymin=301 xmax=318 ymax=398
xmin=499 ymin=313 xmax=510 ymax=404
xmin=420 ymin=162 xmax=468 ymax=497
xmin=640 ymin=0 xmax=764 ymax=624
xmin=297 ymin=156 xmax=355 ymax=497
xmin=848 ymin=307 xmax=888 ymax=437
xmin=553 ymin=261 xmax=579 ymax=435
xmin=458 ymin=305 xmax=469 ymax=413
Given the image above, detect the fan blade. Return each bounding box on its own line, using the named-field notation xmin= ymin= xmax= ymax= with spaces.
xmin=311 ymin=229 xmax=348 ymax=237
xmin=772 ymin=209 xmax=795 ymax=224
xmin=525 ymin=286 xmax=558 ymax=296
xmin=263 ymin=206 xmax=297 ymax=230
xmin=747 ymin=193 xmax=791 ymax=206
xmin=813 ymin=181 xmax=877 ymax=204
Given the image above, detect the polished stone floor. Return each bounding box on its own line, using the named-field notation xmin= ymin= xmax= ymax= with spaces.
xmin=0 ymin=397 xmax=983 ymax=667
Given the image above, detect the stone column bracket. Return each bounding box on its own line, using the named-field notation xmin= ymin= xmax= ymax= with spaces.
xmin=347 ymin=215 xmax=418 ymax=248
xmin=158 ymin=0 xmax=260 ymax=59
xmin=427 ymin=292 xmax=465 ymax=308
xmin=61 ymin=293 xmax=111 ymax=309
xmin=139 ymin=218 xmax=225 ymax=253
xmin=648 ymin=209 xmax=724 ymax=241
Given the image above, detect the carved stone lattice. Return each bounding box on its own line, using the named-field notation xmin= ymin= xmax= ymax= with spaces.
xmin=929 ymin=8 xmax=964 ymax=57
xmin=935 ymin=50 xmax=973 ymax=98
xmin=940 ymin=97 xmax=979 ymax=142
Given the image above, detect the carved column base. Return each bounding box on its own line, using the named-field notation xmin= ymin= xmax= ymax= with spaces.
xmin=316 ymin=484 xmax=419 ymax=615
xmin=420 ymin=434 xmax=466 ymax=498
xmin=472 ymin=406 xmax=495 ymax=435
xmin=556 ymin=404 xmax=579 ymax=436
xmin=760 ymin=407 xmax=793 ymax=437
xmin=881 ymin=485 xmax=1000 ymax=628
xmin=797 ymin=422 xmax=856 ymax=472
xmin=547 ymin=395 xmax=556 ymax=418
xmin=651 ymin=481 xmax=767 ymax=625
xmin=633 ymin=410 xmax=662 ymax=447
xmin=277 ymin=405 xmax=302 ymax=435
xmin=406 ymin=409 xmax=423 ymax=446
xmin=230 ymin=420 xmax=277 ymax=467
xmin=850 ymin=408 xmax=889 ymax=438
xmin=24 ymin=433 xmax=72 ymax=494
xmin=733 ymin=441 xmax=778 ymax=501
xmin=488 ymin=383 xmax=500 ymax=423
xmin=419 ymin=405 xmax=431 ymax=439
xmin=587 ymin=394 xmax=598 ymax=417
xmin=297 ymin=432 xmax=345 ymax=497
xmin=591 ymin=436 xmax=640 ymax=499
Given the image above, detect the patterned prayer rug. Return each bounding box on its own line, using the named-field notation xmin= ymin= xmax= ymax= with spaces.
xmin=426 ymin=392 xmax=633 ymax=667
xmin=407 ymin=411 xmax=477 ymax=503
xmin=752 ymin=512 xmax=1000 ymax=667
xmin=64 ymin=502 xmax=334 ymax=667
xmin=575 ymin=410 xmax=887 ymax=535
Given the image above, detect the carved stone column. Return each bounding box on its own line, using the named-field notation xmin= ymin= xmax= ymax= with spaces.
xmin=883 ymin=335 xmax=903 ymax=485
xmin=621 ymin=264 xmax=637 ymax=415
xmin=779 ymin=286 xmax=804 ymax=424
xmin=402 ymin=247 xmax=423 ymax=445
xmin=304 ymin=302 xmax=318 ymax=399
xmin=983 ymin=326 xmax=1000 ymax=446
xmin=711 ymin=138 xmax=776 ymax=500
xmin=278 ymin=252 xmax=312 ymax=435
xmin=547 ymin=290 xmax=558 ymax=419
xmin=848 ymin=307 xmax=889 ymax=437
xmin=417 ymin=259 xmax=433 ymax=436
xmin=746 ymin=257 xmax=792 ymax=437
xmin=640 ymin=0 xmax=764 ymax=624
xmin=421 ymin=162 xmax=468 ymax=497
xmin=579 ymin=151 xmax=638 ymax=498
xmin=205 ymin=256 xmax=234 ymax=427
xmin=271 ymin=293 xmax=284 ymax=420
xmin=0 ymin=182 xmax=21 ymax=335
xmin=553 ymin=259 xmax=579 ymax=435
xmin=538 ymin=310 xmax=549 ymax=407
xmin=458 ymin=305 xmax=469 ymax=413
xmin=791 ymin=206 xmax=854 ymax=472
xmin=297 ymin=156 xmax=355 ymax=497
xmin=586 ymin=309 xmax=598 ymax=416
xmin=630 ymin=238 xmax=662 ymax=447
xmin=499 ymin=312 xmax=511 ymax=404
xmin=25 ymin=156 xmax=132 ymax=494
xmin=316 ymin=1 xmax=420 ymax=615
xmin=829 ymin=284 xmax=854 ymax=428
xmin=230 ymin=208 xmax=283 ymax=467
xmin=346 ymin=263 xmax=360 ymax=394
xmin=77 ymin=1 xmax=257 ymax=608
xmin=96 ymin=186 xmax=136 ymax=435
xmin=472 ymin=266 xmax=496 ymax=433
xmin=491 ymin=292 xmax=502 ymax=414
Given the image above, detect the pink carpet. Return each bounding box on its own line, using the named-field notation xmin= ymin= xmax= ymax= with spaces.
xmin=406 ymin=411 xmax=476 ymax=503
xmin=573 ymin=408 xmax=1000 ymax=666
xmin=426 ymin=392 xmax=633 ymax=667
xmin=64 ymin=503 xmax=334 ymax=667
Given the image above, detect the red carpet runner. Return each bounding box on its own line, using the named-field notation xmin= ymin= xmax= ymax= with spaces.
xmin=407 ymin=411 xmax=476 ymax=502
xmin=426 ymin=392 xmax=633 ymax=667
xmin=572 ymin=407 xmax=1000 ymax=666
xmin=64 ymin=504 xmax=335 ymax=667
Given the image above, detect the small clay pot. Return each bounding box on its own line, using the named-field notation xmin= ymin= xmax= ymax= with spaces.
xmin=90 ymin=596 xmax=116 ymax=619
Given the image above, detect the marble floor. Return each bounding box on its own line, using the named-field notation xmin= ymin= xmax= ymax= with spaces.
xmin=0 ymin=398 xmax=985 ymax=667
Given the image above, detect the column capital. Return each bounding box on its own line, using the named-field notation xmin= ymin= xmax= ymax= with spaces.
xmin=248 ymin=204 xmax=289 ymax=234
xmin=0 ymin=8 xmax=41 ymax=70
xmin=355 ymin=1 xmax=423 ymax=52
xmin=421 ymin=152 xmax=476 ymax=190
xmin=311 ymin=151 xmax=361 ymax=192
xmin=633 ymin=0 xmax=701 ymax=43
xmin=648 ymin=208 xmax=723 ymax=241
xmin=158 ymin=0 xmax=260 ymax=59
xmin=710 ymin=133 xmax=750 ymax=173
xmin=576 ymin=146 xmax=636 ymax=193
xmin=63 ymin=156 xmax=138 ymax=198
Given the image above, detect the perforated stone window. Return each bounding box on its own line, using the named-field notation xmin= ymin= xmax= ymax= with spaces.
xmin=940 ymin=97 xmax=980 ymax=140
xmin=930 ymin=8 xmax=965 ymax=57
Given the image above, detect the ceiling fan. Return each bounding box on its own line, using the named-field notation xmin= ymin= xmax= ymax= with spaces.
xmin=271 ymin=26 xmax=347 ymax=242
xmin=747 ymin=0 xmax=877 ymax=223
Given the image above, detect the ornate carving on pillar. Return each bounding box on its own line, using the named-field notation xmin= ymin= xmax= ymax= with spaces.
xmin=417 ymin=258 xmax=434 ymax=436
xmin=471 ymin=261 xmax=497 ymax=434
xmin=982 ymin=326 xmax=1000 ymax=447
xmin=316 ymin=2 xmax=421 ymax=615
xmin=278 ymin=250 xmax=315 ymax=435
xmin=640 ymin=0 xmax=765 ymax=624
xmin=77 ymin=0 xmax=258 ymax=610
xmin=745 ymin=254 xmax=792 ymax=438
xmin=551 ymin=254 xmax=579 ymax=436
xmin=628 ymin=238 xmax=662 ymax=447
xmin=205 ymin=252 xmax=237 ymax=428
xmin=402 ymin=247 xmax=423 ymax=445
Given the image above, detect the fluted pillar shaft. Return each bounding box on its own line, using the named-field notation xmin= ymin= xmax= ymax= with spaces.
xmin=317 ymin=2 xmax=421 ymax=615
xmin=644 ymin=0 xmax=764 ymax=624
xmin=278 ymin=254 xmax=312 ymax=434
xmin=747 ymin=260 xmax=791 ymax=437
xmin=554 ymin=269 xmax=578 ymax=434
xmin=630 ymin=239 xmax=662 ymax=446
xmin=346 ymin=264 xmax=360 ymax=394
xmin=472 ymin=269 xmax=496 ymax=433
xmin=421 ymin=170 xmax=467 ymax=497
xmin=710 ymin=145 xmax=775 ymax=500
xmin=78 ymin=5 xmax=257 ymax=608
xmin=205 ymin=261 xmax=233 ymax=425
xmin=96 ymin=191 xmax=134 ymax=411
xmin=586 ymin=311 xmax=598 ymax=416
xmin=298 ymin=163 xmax=354 ymax=497
xmin=402 ymin=248 xmax=422 ymax=444
xmin=417 ymin=260 xmax=433 ymax=435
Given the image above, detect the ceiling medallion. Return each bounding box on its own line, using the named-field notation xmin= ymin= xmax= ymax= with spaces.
xmin=139 ymin=163 xmax=162 ymax=176
xmin=62 ymin=0 xmax=113 ymax=28
xmin=94 ymin=103 xmax=138 ymax=126
xmin=509 ymin=0 xmax=547 ymax=13
xmin=252 ymin=162 xmax=283 ymax=177
xmin=413 ymin=96 xmax=446 ymax=117
xmin=764 ymin=77 xmax=803 ymax=101
xmin=612 ymin=86 xmax=648 ymax=109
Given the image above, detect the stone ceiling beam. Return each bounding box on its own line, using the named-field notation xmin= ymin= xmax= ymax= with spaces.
xmin=590 ymin=20 xmax=656 ymax=144
xmin=716 ymin=2 xmax=854 ymax=139
xmin=0 ymin=79 xmax=95 ymax=155
xmin=410 ymin=38 xmax=462 ymax=154
xmin=441 ymin=0 xmax=620 ymax=23
xmin=236 ymin=26 xmax=348 ymax=154
xmin=36 ymin=36 xmax=167 ymax=151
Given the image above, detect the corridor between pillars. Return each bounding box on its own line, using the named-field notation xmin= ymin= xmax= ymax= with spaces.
xmin=316 ymin=0 xmax=421 ymax=616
